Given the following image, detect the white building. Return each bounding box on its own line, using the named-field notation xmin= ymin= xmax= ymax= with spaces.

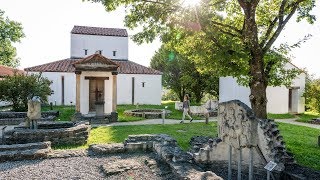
xmin=219 ymin=63 xmax=305 ymax=114
xmin=25 ymin=26 xmax=162 ymax=116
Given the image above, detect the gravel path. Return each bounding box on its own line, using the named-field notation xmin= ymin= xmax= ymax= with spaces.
xmin=0 ymin=153 xmax=176 ymax=180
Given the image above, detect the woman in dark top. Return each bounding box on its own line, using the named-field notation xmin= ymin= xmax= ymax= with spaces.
xmin=180 ymin=94 xmax=193 ymax=123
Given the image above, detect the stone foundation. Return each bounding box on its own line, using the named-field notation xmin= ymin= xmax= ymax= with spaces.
xmin=90 ymin=134 xmax=223 ymax=180
xmin=3 ymin=122 xmax=90 ymax=146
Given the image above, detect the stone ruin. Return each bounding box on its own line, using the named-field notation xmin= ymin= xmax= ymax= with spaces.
xmin=175 ymin=99 xmax=218 ymax=117
xmin=191 ymin=100 xmax=296 ymax=179
xmin=1 ymin=96 xmax=90 ymax=146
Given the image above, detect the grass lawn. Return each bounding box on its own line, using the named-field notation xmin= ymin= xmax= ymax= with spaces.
xmin=296 ymin=112 xmax=320 ymax=123
xmin=43 ymin=101 xmax=202 ymax=122
xmin=54 ymin=121 xmax=320 ymax=171
xmin=278 ymin=122 xmax=320 ymax=170
xmin=267 ymin=113 xmax=295 ymax=119
xmin=118 ymin=101 xmax=203 ymax=122
xmin=42 ymin=105 xmax=76 ymax=121
xmin=55 ymin=122 xmax=217 ymax=151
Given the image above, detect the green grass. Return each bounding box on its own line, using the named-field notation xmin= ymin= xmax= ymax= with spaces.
xmin=267 ymin=113 xmax=295 ymax=119
xmin=296 ymin=112 xmax=320 ymax=123
xmin=55 ymin=122 xmax=217 ymax=151
xmin=42 ymin=105 xmax=75 ymax=121
xmin=118 ymin=101 xmax=202 ymax=122
xmin=41 ymin=101 xmax=203 ymax=122
xmin=278 ymin=122 xmax=320 ymax=170
xmin=54 ymin=121 xmax=320 ymax=171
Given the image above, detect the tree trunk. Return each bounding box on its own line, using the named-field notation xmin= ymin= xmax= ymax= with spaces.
xmin=240 ymin=1 xmax=268 ymax=118
xmin=249 ymin=55 xmax=268 ymax=119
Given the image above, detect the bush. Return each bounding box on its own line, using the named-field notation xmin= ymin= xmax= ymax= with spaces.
xmin=0 ymin=73 xmax=52 ymax=111
xmin=304 ymin=78 xmax=320 ymax=113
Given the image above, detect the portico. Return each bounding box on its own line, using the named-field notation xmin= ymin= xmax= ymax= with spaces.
xmin=73 ymin=53 xmax=118 ymax=116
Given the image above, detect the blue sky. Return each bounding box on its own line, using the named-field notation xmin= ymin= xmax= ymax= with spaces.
xmin=1 ymin=0 xmax=319 ymax=78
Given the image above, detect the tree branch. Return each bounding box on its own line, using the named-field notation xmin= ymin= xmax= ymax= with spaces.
xmin=262 ymin=0 xmax=307 ymax=54
xmin=211 ymin=20 xmax=242 ymax=34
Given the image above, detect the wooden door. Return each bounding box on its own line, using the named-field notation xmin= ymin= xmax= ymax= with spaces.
xmin=89 ymin=79 xmax=105 ymax=112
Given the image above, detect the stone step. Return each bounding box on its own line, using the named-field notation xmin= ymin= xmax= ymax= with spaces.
xmin=0 ymin=141 xmax=51 ymax=162
xmin=0 ymin=141 xmax=51 ymax=151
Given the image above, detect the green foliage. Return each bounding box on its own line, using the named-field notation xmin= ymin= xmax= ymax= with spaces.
xmin=0 ymin=73 xmax=52 ymax=111
xmin=162 ymin=89 xmax=179 ymax=101
xmin=151 ymin=44 xmax=219 ymax=102
xmin=304 ymin=77 xmax=320 ymax=113
xmin=0 ymin=10 xmax=25 ymax=67
xmin=278 ymin=122 xmax=320 ymax=170
xmin=90 ymin=0 xmax=316 ymax=118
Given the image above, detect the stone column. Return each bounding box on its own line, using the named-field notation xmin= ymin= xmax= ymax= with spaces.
xmin=75 ymin=71 xmax=82 ymax=113
xmin=112 ymin=71 xmax=118 ymax=112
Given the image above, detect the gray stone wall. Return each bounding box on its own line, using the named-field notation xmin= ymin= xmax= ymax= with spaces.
xmin=3 ymin=122 xmax=90 ymax=146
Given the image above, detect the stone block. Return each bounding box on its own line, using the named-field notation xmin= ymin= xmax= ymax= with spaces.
xmin=89 ymin=143 xmax=125 ymax=154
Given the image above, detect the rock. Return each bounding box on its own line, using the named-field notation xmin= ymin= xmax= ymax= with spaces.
xmin=101 ymin=159 xmax=142 ymax=176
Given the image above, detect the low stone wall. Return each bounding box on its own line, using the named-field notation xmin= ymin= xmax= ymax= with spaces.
xmin=90 ymin=134 xmax=222 ymax=180
xmin=0 ymin=111 xmax=59 ymax=119
xmin=124 ymin=109 xmax=171 ymax=119
xmin=0 ymin=141 xmax=51 ymax=162
xmin=0 ymin=111 xmax=59 ymax=125
xmin=3 ymin=122 xmax=90 ymax=146
xmin=81 ymin=112 xmax=118 ymax=124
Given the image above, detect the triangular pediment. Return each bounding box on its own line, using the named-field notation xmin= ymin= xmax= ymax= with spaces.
xmin=73 ymin=54 xmax=119 ymax=71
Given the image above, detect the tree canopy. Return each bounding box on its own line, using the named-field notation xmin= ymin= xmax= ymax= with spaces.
xmin=90 ymin=0 xmax=316 ymax=118
xmin=0 ymin=10 xmax=24 ymax=67
xmin=151 ymin=44 xmax=219 ymax=103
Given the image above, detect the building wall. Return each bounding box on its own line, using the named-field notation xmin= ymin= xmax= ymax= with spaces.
xmin=71 ymin=34 xmax=128 ymax=60
xmin=36 ymin=72 xmax=162 ymax=113
xmin=117 ymin=74 xmax=162 ymax=105
xmin=31 ymin=72 xmax=77 ymax=106
xmin=219 ymin=71 xmax=305 ymax=114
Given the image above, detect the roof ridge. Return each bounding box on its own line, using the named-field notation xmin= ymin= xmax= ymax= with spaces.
xmin=73 ymin=25 xmax=127 ymax=31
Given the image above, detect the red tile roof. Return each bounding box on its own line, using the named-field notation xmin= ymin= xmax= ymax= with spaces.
xmin=0 ymin=65 xmax=24 ymax=77
xmin=24 ymin=58 xmax=162 ymax=75
xmin=73 ymin=53 xmax=119 ymax=67
xmin=71 ymin=25 xmax=128 ymax=37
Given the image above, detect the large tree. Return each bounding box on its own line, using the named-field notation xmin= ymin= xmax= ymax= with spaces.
xmin=90 ymin=0 xmax=315 ymax=118
xmin=0 ymin=10 xmax=24 ymax=67
xmin=151 ymin=44 xmax=219 ymax=102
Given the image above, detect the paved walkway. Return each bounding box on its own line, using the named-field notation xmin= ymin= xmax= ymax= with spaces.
xmin=92 ymin=117 xmax=218 ymax=127
xmin=275 ymin=118 xmax=320 ymax=129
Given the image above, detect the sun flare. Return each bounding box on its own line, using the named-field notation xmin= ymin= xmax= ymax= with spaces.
xmin=182 ymin=0 xmax=201 ymax=7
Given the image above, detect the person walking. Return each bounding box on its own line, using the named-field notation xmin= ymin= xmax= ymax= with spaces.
xmin=180 ymin=94 xmax=193 ymax=123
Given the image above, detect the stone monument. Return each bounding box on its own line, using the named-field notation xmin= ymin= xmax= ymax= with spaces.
xmin=26 ymin=96 xmax=41 ymax=129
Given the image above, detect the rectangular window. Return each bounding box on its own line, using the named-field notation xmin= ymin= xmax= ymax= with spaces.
xmin=142 ymin=82 xmax=146 ymax=87
xmin=84 ymin=49 xmax=88 ymax=55
xmin=97 ymin=50 xmax=102 ymax=55
xmin=61 ymin=76 xmax=65 ymax=105
xmin=113 ymin=51 xmax=117 ymax=56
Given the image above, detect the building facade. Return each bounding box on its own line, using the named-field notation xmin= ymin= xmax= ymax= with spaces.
xmin=219 ymin=63 xmax=305 ymax=114
xmin=25 ymin=26 xmax=162 ymax=115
